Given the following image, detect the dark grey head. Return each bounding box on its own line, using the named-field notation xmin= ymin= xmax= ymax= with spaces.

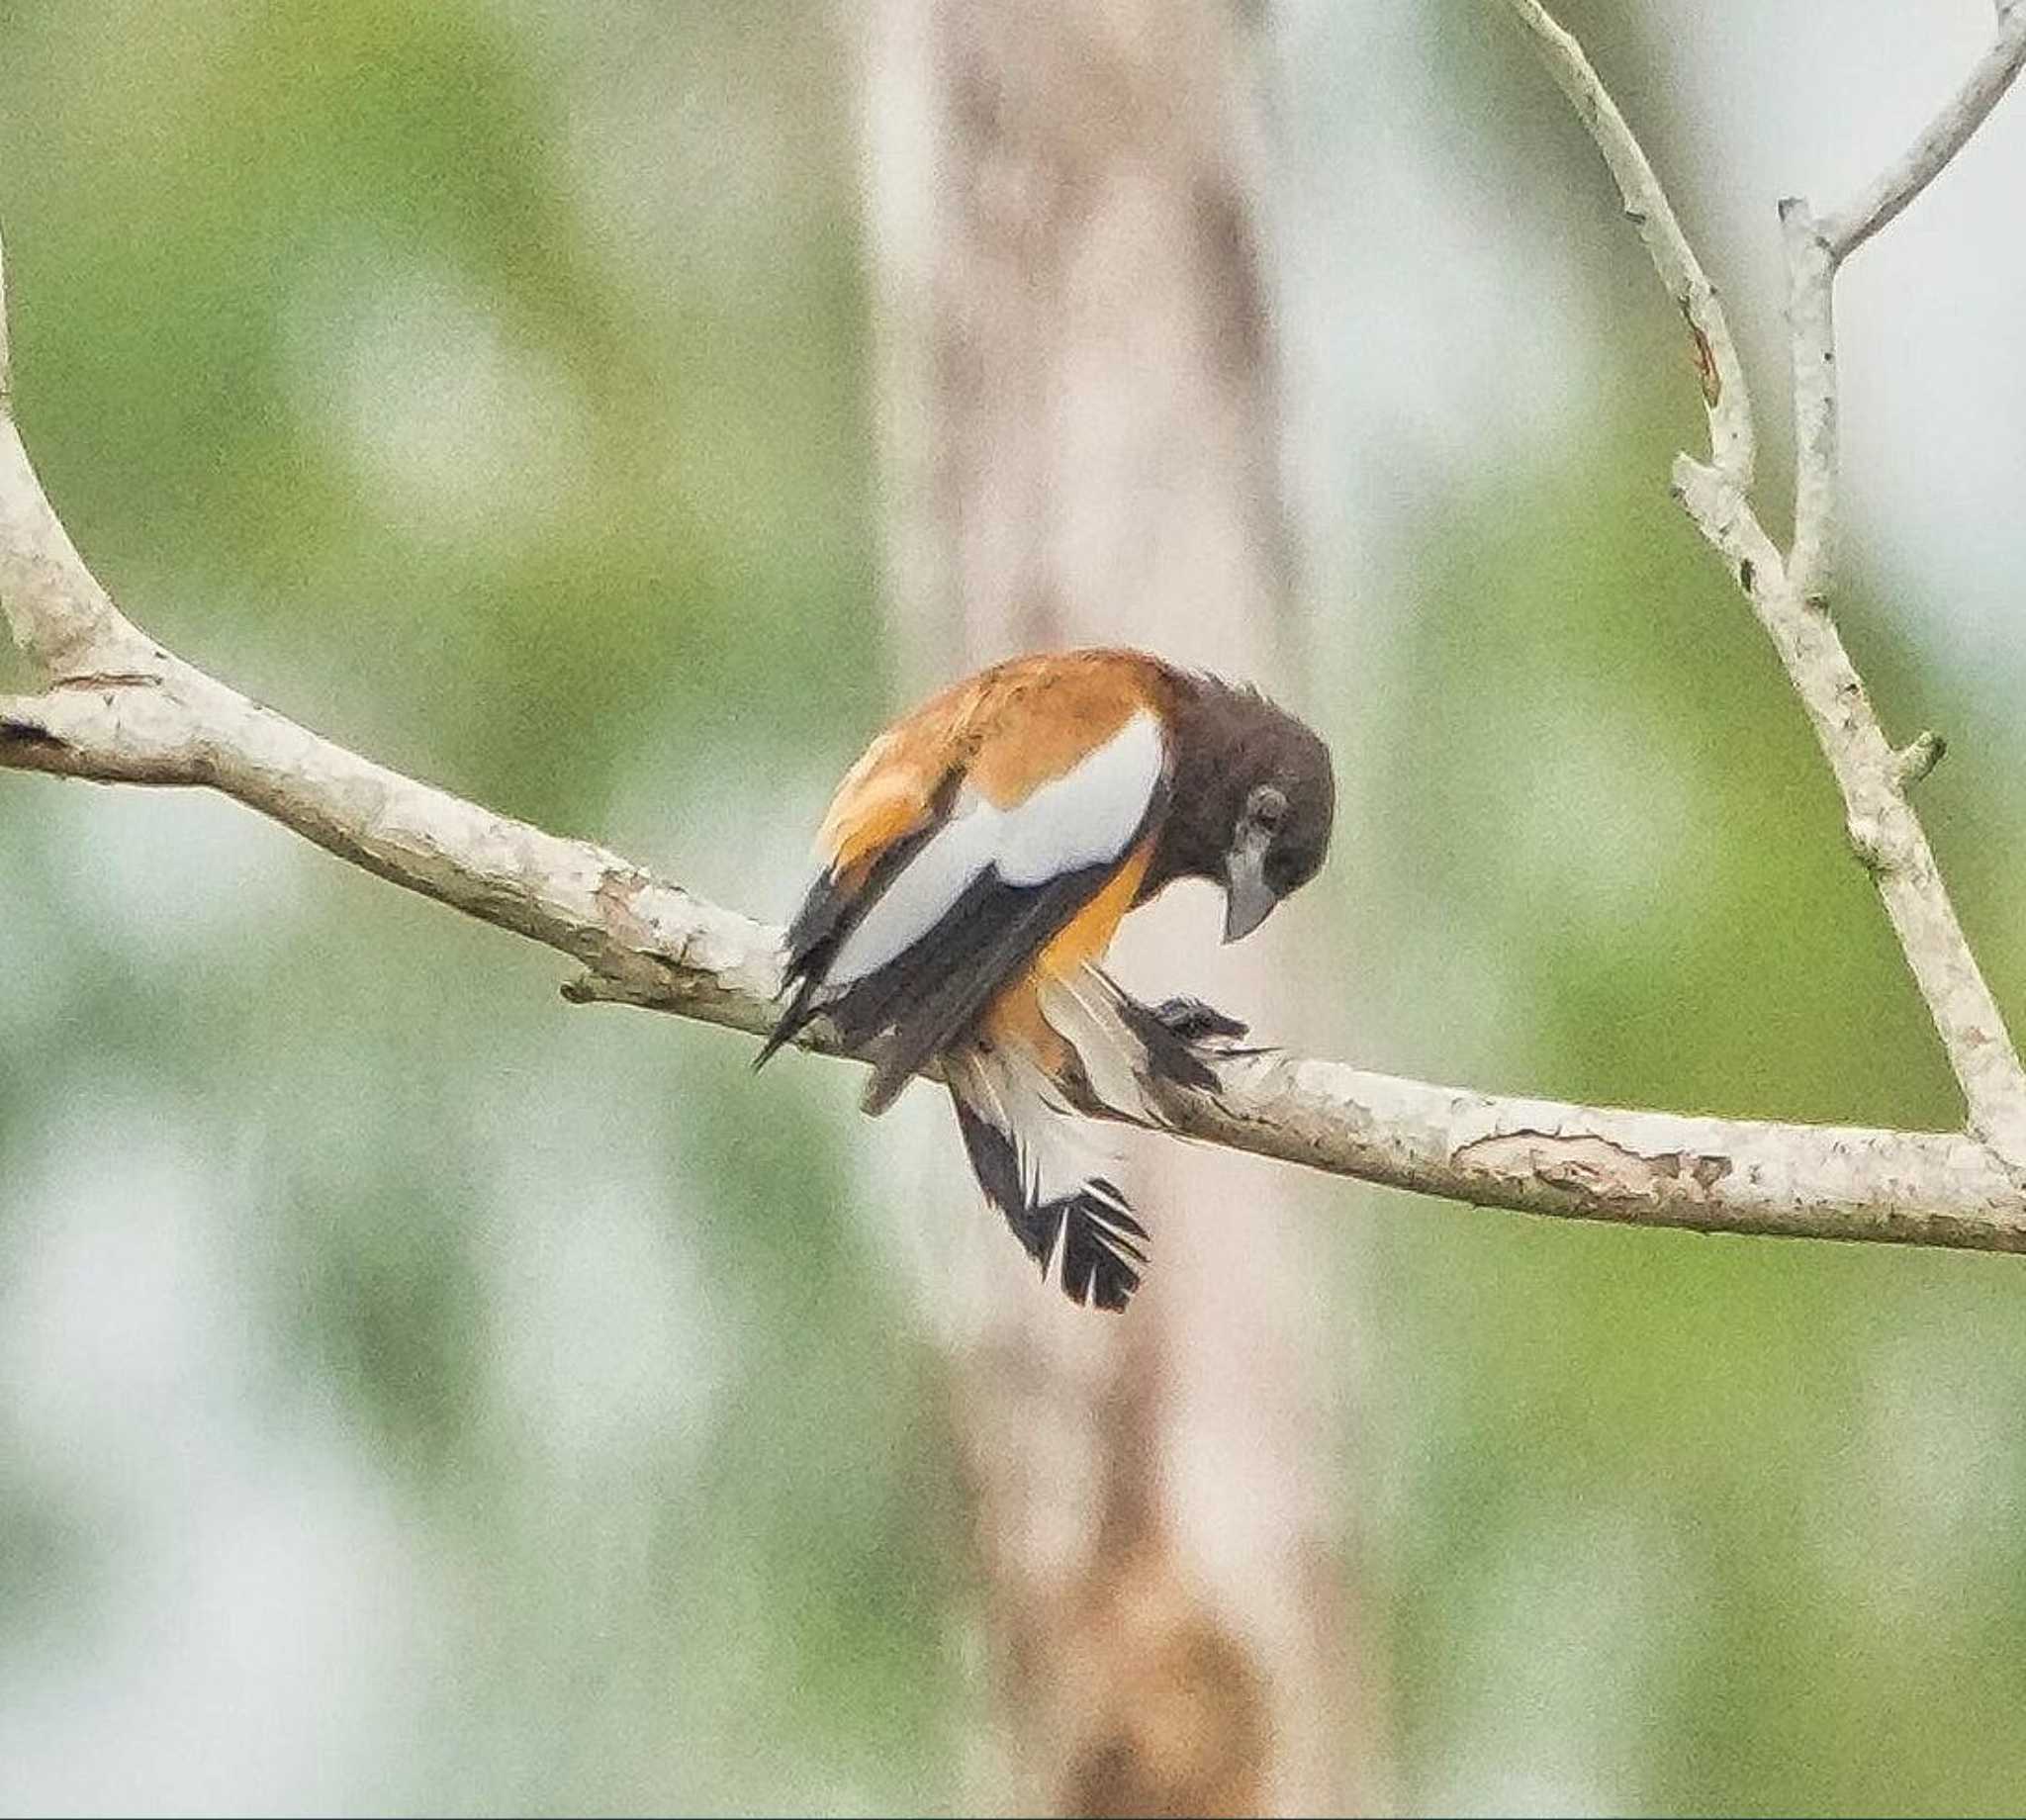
xmin=1148 ymin=674 xmax=1335 ymax=941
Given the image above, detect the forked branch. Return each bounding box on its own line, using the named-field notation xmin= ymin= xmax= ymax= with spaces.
xmin=5 ymin=4 xmax=2026 ymax=1251
xmin=1501 ymin=0 xmax=2026 ymax=1167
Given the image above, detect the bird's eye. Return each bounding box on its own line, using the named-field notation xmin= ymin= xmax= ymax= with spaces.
xmin=1248 ymin=785 xmax=1288 ymax=833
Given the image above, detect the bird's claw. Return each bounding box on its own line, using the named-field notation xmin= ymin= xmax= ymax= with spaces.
xmin=1150 ymin=995 xmax=1252 ymax=1046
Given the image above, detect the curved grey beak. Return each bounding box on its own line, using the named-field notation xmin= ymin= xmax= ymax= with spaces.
xmin=1222 ymin=835 xmax=1277 ymax=944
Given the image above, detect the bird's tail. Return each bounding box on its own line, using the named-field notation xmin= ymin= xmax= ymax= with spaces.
xmin=946 ymin=1042 xmax=1150 ymax=1312
xmin=944 ymin=965 xmax=1220 ymax=1312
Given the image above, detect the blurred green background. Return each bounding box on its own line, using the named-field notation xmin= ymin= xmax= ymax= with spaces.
xmin=3 ymin=1 xmax=2026 ymax=1812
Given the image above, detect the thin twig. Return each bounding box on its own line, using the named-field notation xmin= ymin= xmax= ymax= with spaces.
xmin=1781 ymin=198 xmax=1838 ymax=604
xmin=1497 ymin=0 xmax=1756 ymax=498
xmin=1775 ymin=1 xmax=2026 ymax=1160
xmin=1508 ymin=0 xmax=2026 ymax=1168
xmin=1820 ymin=2 xmax=2026 ymax=263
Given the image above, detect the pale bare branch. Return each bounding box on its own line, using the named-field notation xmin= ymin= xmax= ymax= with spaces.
xmin=1 ymin=664 xmax=2024 ymax=1254
xmin=1819 ymin=2 xmax=2026 ymax=263
xmin=1507 ymin=2 xmax=2026 ymax=1167
xmin=1496 ymin=0 xmax=1757 ymax=500
xmin=6 ymin=25 xmax=2026 ymax=1259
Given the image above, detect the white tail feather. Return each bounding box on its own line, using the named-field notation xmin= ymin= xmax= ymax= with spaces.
xmin=1035 ymin=966 xmax=1158 ymax=1119
xmin=946 ymin=1042 xmax=1147 ymax=1310
xmin=949 ymin=1044 xmax=1119 ymax=1207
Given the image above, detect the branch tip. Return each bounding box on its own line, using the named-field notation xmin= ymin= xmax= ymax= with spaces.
xmin=1497 ymin=0 xmax=1756 ymax=489
xmin=1819 ymin=8 xmax=2026 ymax=260
xmin=1893 ymin=730 xmax=1949 ymax=790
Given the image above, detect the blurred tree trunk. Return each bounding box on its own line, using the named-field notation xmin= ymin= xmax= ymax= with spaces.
xmin=857 ymin=2 xmax=1382 ymax=1813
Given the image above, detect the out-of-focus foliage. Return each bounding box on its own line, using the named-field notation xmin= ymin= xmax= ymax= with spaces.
xmin=0 ymin=4 xmax=951 ymax=1812
xmin=4 ymin=1 xmax=2026 ymax=1813
xmin=1355 ymin=440 xmax=2026 ymax=1815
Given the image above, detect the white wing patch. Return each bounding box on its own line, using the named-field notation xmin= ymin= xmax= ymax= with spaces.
xmin=824 ymin=802 xmax=1001 ymax=982
xmin=825 ymin=711 xmax=1165 ymax=985
xmin=993 ymin=710 xmax=1166 ymax=883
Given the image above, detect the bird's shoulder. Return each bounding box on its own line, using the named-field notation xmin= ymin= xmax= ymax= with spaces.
xmin=816 ymin=648 xmax=1179 ymax=877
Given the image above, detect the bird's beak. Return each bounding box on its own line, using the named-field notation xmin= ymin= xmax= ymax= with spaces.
xmin=1222 ymin=831 xmax=1276 ymax=944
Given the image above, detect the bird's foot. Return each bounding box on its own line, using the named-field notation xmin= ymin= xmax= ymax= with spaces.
xmin=1149 ymin=995 xmax=1253 ymax=1047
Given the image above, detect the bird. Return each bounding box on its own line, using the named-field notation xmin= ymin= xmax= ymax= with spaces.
xmin=755 ymin=647 xmax=1335 ymax=1311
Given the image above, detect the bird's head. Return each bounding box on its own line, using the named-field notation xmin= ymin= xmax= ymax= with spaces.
xmin=1157 ymin=673 xmax=1335 ymax=942
xmin=1216 ymin=708 xmax=1335 ymax=942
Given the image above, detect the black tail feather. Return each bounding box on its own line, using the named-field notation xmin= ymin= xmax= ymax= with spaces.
xmin=1059 ymin=1187 xmax=1147 ymax=1312
xmin=951 ymin=1084 xmax=1148 ymax=1312
xmin=753 ymin=975 xmax=823 ymax=1071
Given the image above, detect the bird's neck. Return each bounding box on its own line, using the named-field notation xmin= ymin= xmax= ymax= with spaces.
xmin=1143 ymin=676 xmax=1250 ymax=893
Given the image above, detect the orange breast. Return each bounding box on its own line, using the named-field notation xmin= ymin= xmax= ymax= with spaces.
xmin=1036 ymin=836 xmax=1152 ymax=976
xmin=980 ymin=834 xmax=1154 ymax=1072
